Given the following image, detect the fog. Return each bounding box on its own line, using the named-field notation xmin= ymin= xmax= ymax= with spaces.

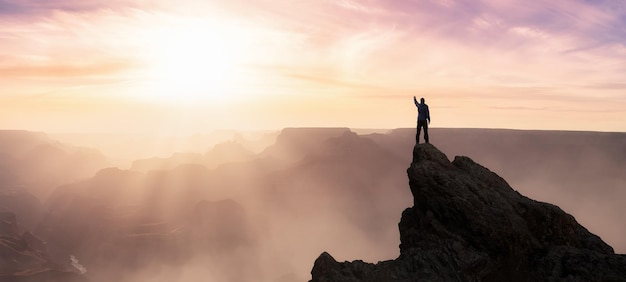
xmin=0 ymin=128 xmax=624 ymax=281
xmin=49 ymin=130 xmax=278 ymax=168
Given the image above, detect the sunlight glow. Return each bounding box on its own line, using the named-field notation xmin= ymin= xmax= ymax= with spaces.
xmin=140 ymin=20 xmax=250 ymax=104
xmin=1 ymin=1 xmax=626 ymax=132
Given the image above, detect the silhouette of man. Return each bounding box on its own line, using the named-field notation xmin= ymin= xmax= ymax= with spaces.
xmin=414 ymin=96 xmax=430 ymax=143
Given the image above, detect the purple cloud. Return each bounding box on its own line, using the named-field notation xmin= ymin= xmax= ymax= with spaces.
xmin=0 ymin=0 xmax=149 ymax=19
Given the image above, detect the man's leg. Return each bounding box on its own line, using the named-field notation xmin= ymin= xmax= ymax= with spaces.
xmin=416 ymin=122 xmax=422 ymax=143
xmin=424 ymin=122 xmax=429 ymax=143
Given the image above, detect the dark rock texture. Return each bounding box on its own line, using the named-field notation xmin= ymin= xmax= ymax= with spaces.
xmin=311 ymin=144 xmax=626 ymax=281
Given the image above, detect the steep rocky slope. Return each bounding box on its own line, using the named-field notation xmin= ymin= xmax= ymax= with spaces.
xmin=311 ymin=144 xmax=626 ymax=281
xmin=0 ymin=212 xmax=87 ymax=282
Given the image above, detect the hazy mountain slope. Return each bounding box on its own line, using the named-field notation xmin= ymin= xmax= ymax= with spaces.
xmin=37 ymin=128 xmax=415 ymax=281
xmin=260 ymin=127 xmax=352 ymax=165
xmin=0 ymin=190 xmax=44 ymax=231
xmin=0 ymin=130 xmax=109 ymax=200
xmin=131 ymin=141 xmax=255 ymax=171
xmin=19 ymin=127 xmax=626 ymax=281
xmin=259 ymin=131 xmax=412 ymax=273
xmin=38 ymin=166 xmax=253 ymax=282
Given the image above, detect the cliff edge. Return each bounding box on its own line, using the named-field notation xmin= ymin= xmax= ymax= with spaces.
xmin=311 ymin=143 xmax=626 ymax=281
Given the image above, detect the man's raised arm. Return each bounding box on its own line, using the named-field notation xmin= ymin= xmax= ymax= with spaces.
xmin=413 ymin=96 xmax=418 ymax=106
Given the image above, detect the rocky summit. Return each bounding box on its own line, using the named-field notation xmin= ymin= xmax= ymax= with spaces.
xmin=310 ymin=144 xmax=626 ymax=281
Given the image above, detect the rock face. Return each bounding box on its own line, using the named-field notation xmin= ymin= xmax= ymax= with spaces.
xmin=310 ymin=144 xmax=626 ymax=281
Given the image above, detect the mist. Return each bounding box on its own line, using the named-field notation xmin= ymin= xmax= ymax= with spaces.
xmin=0 ymin=128 xmax=624 ymax=281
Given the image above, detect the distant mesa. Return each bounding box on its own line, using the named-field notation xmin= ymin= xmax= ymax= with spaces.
xmin=261 ymin=127 xmax=352 ymax=163
xmin=131 ymin=140 xmax=255 ymax=171
xmin=310 ymin=143 xmax=626 ymax=281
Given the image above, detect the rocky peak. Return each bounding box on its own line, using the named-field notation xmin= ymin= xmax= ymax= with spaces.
xmin=311 ymin=144 xmax=626 ymax=281
xmin=404 ymin=144 xmax=613 ymax=255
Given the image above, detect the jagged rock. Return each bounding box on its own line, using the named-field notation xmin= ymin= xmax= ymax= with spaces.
xmin=311 ymin=144 xmax=626 ymax=281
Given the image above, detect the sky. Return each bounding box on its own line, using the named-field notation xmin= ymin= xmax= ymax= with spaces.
xmin=1 ymin=0 xmax=626 ymax=133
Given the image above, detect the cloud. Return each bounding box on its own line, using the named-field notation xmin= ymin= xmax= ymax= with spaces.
xmin=0 ymin=60 xmax=136 ymax=78
xmin=0 ymin=10 xmax=143 ymax=84
xmin=584 ymin=82 xmax=626 ymax=90
xmin=1 ymin=0 xmax=625 ymax=131
xmin=0 ymin=0 xmax=149 ymax=18
xmin=4 ymin=0 xmax=623 ymax=84
xmin=205 ymin=0 xmax=625 ymax=85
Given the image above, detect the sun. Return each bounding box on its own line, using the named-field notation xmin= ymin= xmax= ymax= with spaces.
xmin=140 ymin=21 xmax=249 ymax=104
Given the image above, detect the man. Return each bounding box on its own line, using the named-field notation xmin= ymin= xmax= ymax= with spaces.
xmin=413 ymin=96 xmax=430 ymax=143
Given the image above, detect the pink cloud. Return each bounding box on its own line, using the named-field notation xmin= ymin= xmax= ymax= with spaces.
xmin=1 ymin=0 xmax=625 ymax=131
